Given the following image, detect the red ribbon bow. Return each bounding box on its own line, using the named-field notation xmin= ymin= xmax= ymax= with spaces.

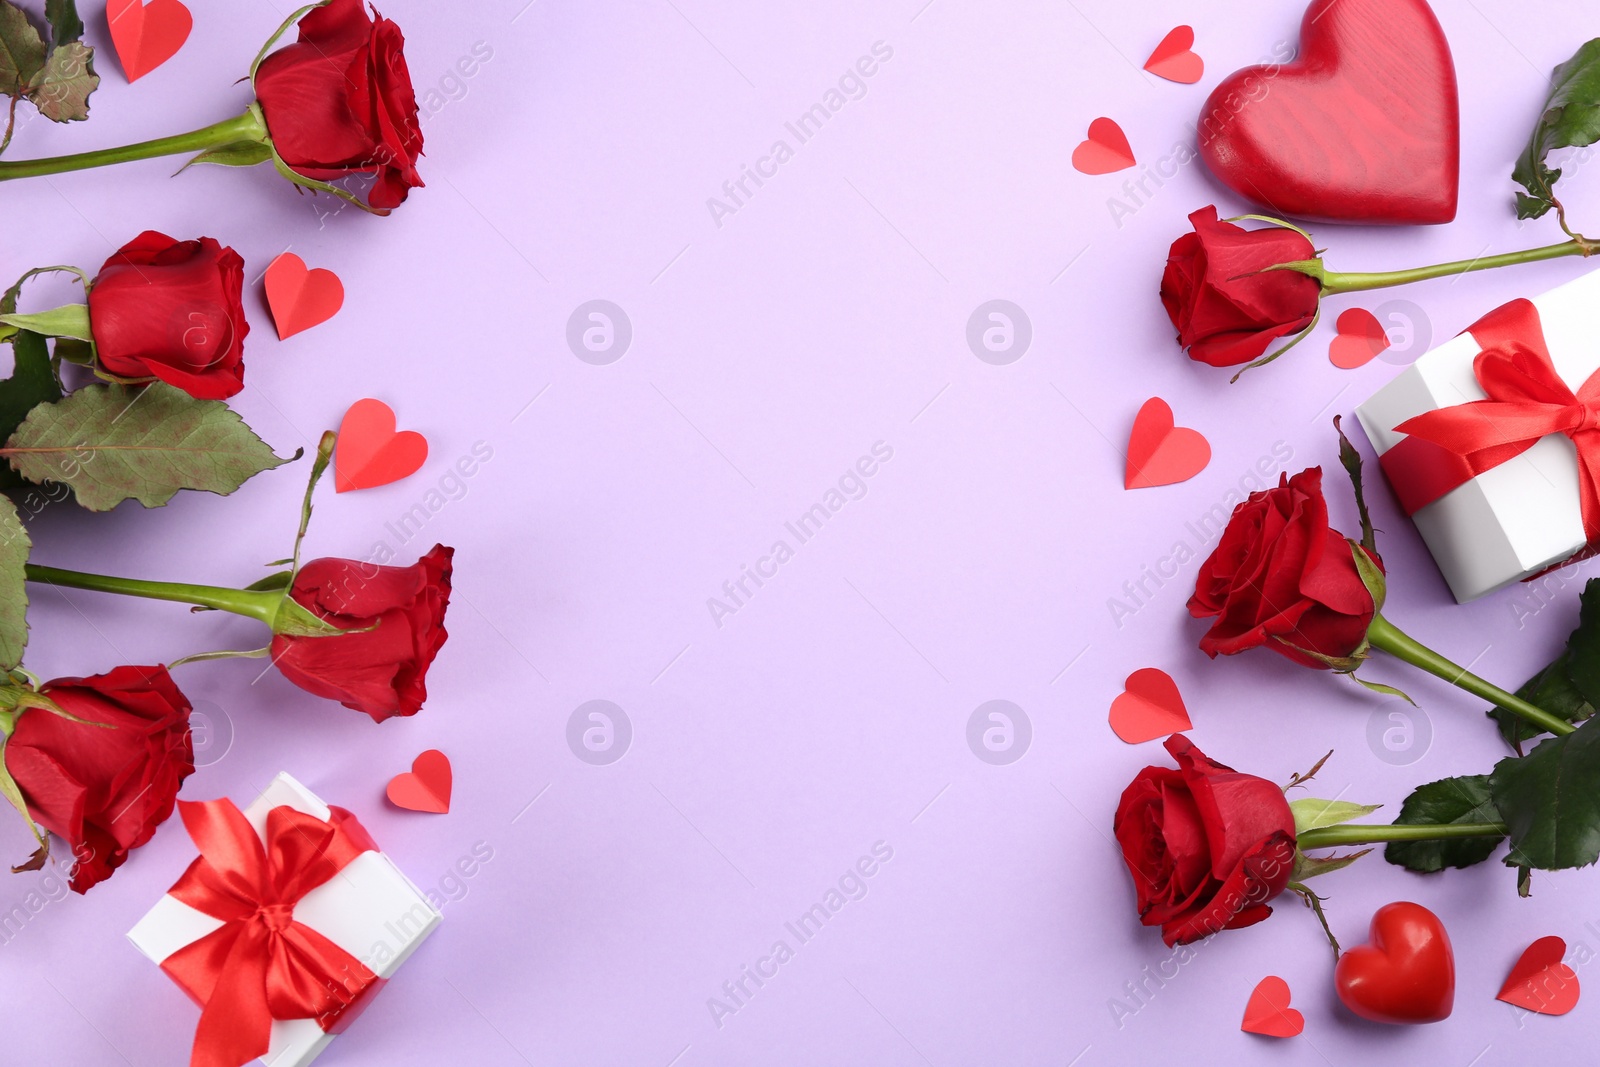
xmin=161 ymin=798 xmax=381 ymax=1067
xmin=1381 ymin=298 xmax=1600 ymax=543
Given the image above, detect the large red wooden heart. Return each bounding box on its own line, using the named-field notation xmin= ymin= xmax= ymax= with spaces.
xmin=1334 ymin=901 xmax=1455 ymax=1024
xmin=1197 ymin=0 xmax=1458 ymax=225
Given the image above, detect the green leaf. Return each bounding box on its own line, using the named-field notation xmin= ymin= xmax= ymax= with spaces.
xmin=0 ymin=302 xmax=89 ymax=340
xmin=0 ymin=3 xmax=45 ymax=98
xmin=0 ymin=331 xmax=63 ymax=492
xmin=1565 ymin=578 xmax=1600 ymax=704
xmin=3 ymin=382 xmax=293 ymax=511
xmin=1385 ymin=774 xmax=1506 ymax=873
xmin=178 ymin=140 xmax=274 ymax=172
xmin=1513 ymin=39 xmax=1600 ymax=220
xmin=44 ymin=0 xmax=82 ymax=44
xmin=1491 ymin=716 xmax=1600 ymax=870
xmin=1290 ymin=798 xmax=1383 ymax=833
xmin=1490 ymin=650 xmax=1595 ymax=749
xmin=0 ymin=496 xmax=29 ymax=671
xmin=26 ymin=39 xmax=95 ymax=122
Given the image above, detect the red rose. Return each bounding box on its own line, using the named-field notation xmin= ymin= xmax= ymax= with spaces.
xmin=253 ymin=0 xmax=424 ymax=211
xmin=3 ymin=665 xmax=194 ymax=893
xmin=271 ymin=545 xmax=453 ymax=721
xmin=1114 ymin=735 xmax=1297 ymax=946
xmin=1161 ymin=206 xmax=1322 ymax=368
xmin=1189 ymin=467 xmax=1379 ymax=669
xmin=87 ymin=231 xmax=249 ymax=400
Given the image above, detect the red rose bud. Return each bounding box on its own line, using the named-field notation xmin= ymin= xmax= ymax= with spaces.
xmin=270 ymin=545 xmax=453 ymax=721
xmin=1160 ymin=206 xmax=1322 ymax=368
xmin=88 ymin=231 xmax=250 ymax=400
xmin=1189 ymin=467 xmax=1380 ymax=669
xmin=3 ymin=666 xmax=194 ymax=893
xmin=254 ymin=0 xmax=424 ymax=211
xmin=1114 ymin=735 xmax=1297 ymax=946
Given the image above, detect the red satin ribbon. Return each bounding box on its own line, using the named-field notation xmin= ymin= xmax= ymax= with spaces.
xmin=161 ymin=798 xmax=381 ymax=1067
xmin=1380 ymin=298 xmax=1600 ymax=543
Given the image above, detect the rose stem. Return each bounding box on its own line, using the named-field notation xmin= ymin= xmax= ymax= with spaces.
xmin=23 ymin=563 xmax=280 ymax=625
xmin=0 ymin=110 xmax=266 ymax=182
xmin=1366 ymin=614 xmax=1576 ymax=737
xmin=1297 ymin=822 xmax=1508 ymax=851
xmin=1318 ymin=238 xmax=1593 ymax=296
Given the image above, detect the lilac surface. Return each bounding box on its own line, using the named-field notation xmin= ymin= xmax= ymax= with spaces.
xmin=1 ymin=0 xmax=1599 ymax=1064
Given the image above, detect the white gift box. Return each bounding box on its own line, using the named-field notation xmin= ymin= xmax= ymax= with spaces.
xmin=1356 ymin=269 xmax=1600 ymax=603
xmin=128 ymin=773 xmax=442 ymax=1067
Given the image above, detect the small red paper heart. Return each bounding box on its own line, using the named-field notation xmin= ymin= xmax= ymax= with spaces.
xmin=1328 ymin=308 xmax=1391 ymax=369
xmin=1145 ymin=26 xmax=1204 ymax=85
xmin=1108 ymin=668 xmax=1192 ymax=745
xmin=1497 ymin=936 xmax=1580 ymax=1016
xmin=1072 ymin=118 xmax=1136 ymax=175
xmin=107 ymin=0 xmax=193 ymax=83
xmin=1241 ymin=976 xmax=1304 ymax=1038
xmin=264 ymin=253 xmax=345 ymax=340
xmin=1335 ymin=901 xmax=1455 ymax=1024
xmin=336 ymin=398 xmax=428 ymax=493
xmin=1125 ymin=398 xmax=1210 ymax=489
xmin=387 ymin=750 xmax=452 ymax=814
xmin=1196 ymin=0 xmax=1459 ymax=224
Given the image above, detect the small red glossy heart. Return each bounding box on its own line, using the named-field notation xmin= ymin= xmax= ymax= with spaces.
xmin=1196 ymin=0 xmax=1459 ymax=225
xmin=1108 ymin=668 xmax=1192 ymax=745
xmin=1125 ymin=398 xmax=1210 ymax=489
xmin=1241 ymin=976 xmax=1304 ymax=1038
xmin=1072 ymin=118 xmax=1135 ymax=175
xmin=336 ymin=398 xmax=428 ymax=493
xmin=1335 ymin=901 xmax=1455 ymax=1024
xmin=107 ymin=0 xmax=193 ymax=83
xmin=265 ymin=253 xmax=345 ymax=340
xmin=1328 ymin=308 xmax=1392 ymax=369
xmin=1497 ymin=936 xmax=1580 ymax=1016
xmin=1145 ymin=26 xmax=1204 ymax=85
xmin=387 ymin=750 xmax=452 ymax=814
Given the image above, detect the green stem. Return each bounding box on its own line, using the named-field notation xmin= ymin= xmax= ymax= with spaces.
xmin=0 ymin=109 xmax=267 ymax=182
xmin=1320 ymin=238 xmax=1592 ymax=295
xmin=1366 ymin=614 xmax=1576 ymax=737
xmin=1298 ymin=821 xmax=1508 ymax=851
xmin=24 ymin=563 xmax=280 ymax=625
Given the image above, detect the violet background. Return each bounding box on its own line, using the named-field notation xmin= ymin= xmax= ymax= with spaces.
xmin=1 ymin=0 xmax=1598 ymax=1063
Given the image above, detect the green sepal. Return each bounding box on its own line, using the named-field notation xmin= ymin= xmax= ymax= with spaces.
xmin=0 ymin=302 xmax=90 ymax=340
xmin=1290 ymin=798 xmax=1383 ymax=834
xmin=178 ymin=140 xmax=274 ymax=172
xmin=1291 ymin=848 xmax=1372 ymax=882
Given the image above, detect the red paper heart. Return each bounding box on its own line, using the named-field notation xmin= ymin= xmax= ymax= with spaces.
xmin=1072 ymin=118 xmax=1135 ymax=175
xmin=1329 ymin=308 xmax=1392 ymax=369
xmin=1335 ymin=902 xmax=1455 ymax=1024
xmin=1497 ymin=936 xmax=1580 ymax=1016
xmin=1197 ymin=0 xmax=1459 ymax=224
xmin=1108 ymin=668 xmax=1192 ymax=745
xmin=1241 ymin=976 xmax=1304 ymax=1038
xmin=1145 ymin=26 xmax=1204 ymax=85
xmin=386 ymin=750 xmax=452 ymax=814
xmin=336 ymin=398 xmax=428 ymax=493
xmin=107 ymin=0 xmax=193 ymax=83
xmin=264 ymin=253 xmax=345 ymax=340
xmin=1125 ymin=398 xmax=1210 ymax=489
